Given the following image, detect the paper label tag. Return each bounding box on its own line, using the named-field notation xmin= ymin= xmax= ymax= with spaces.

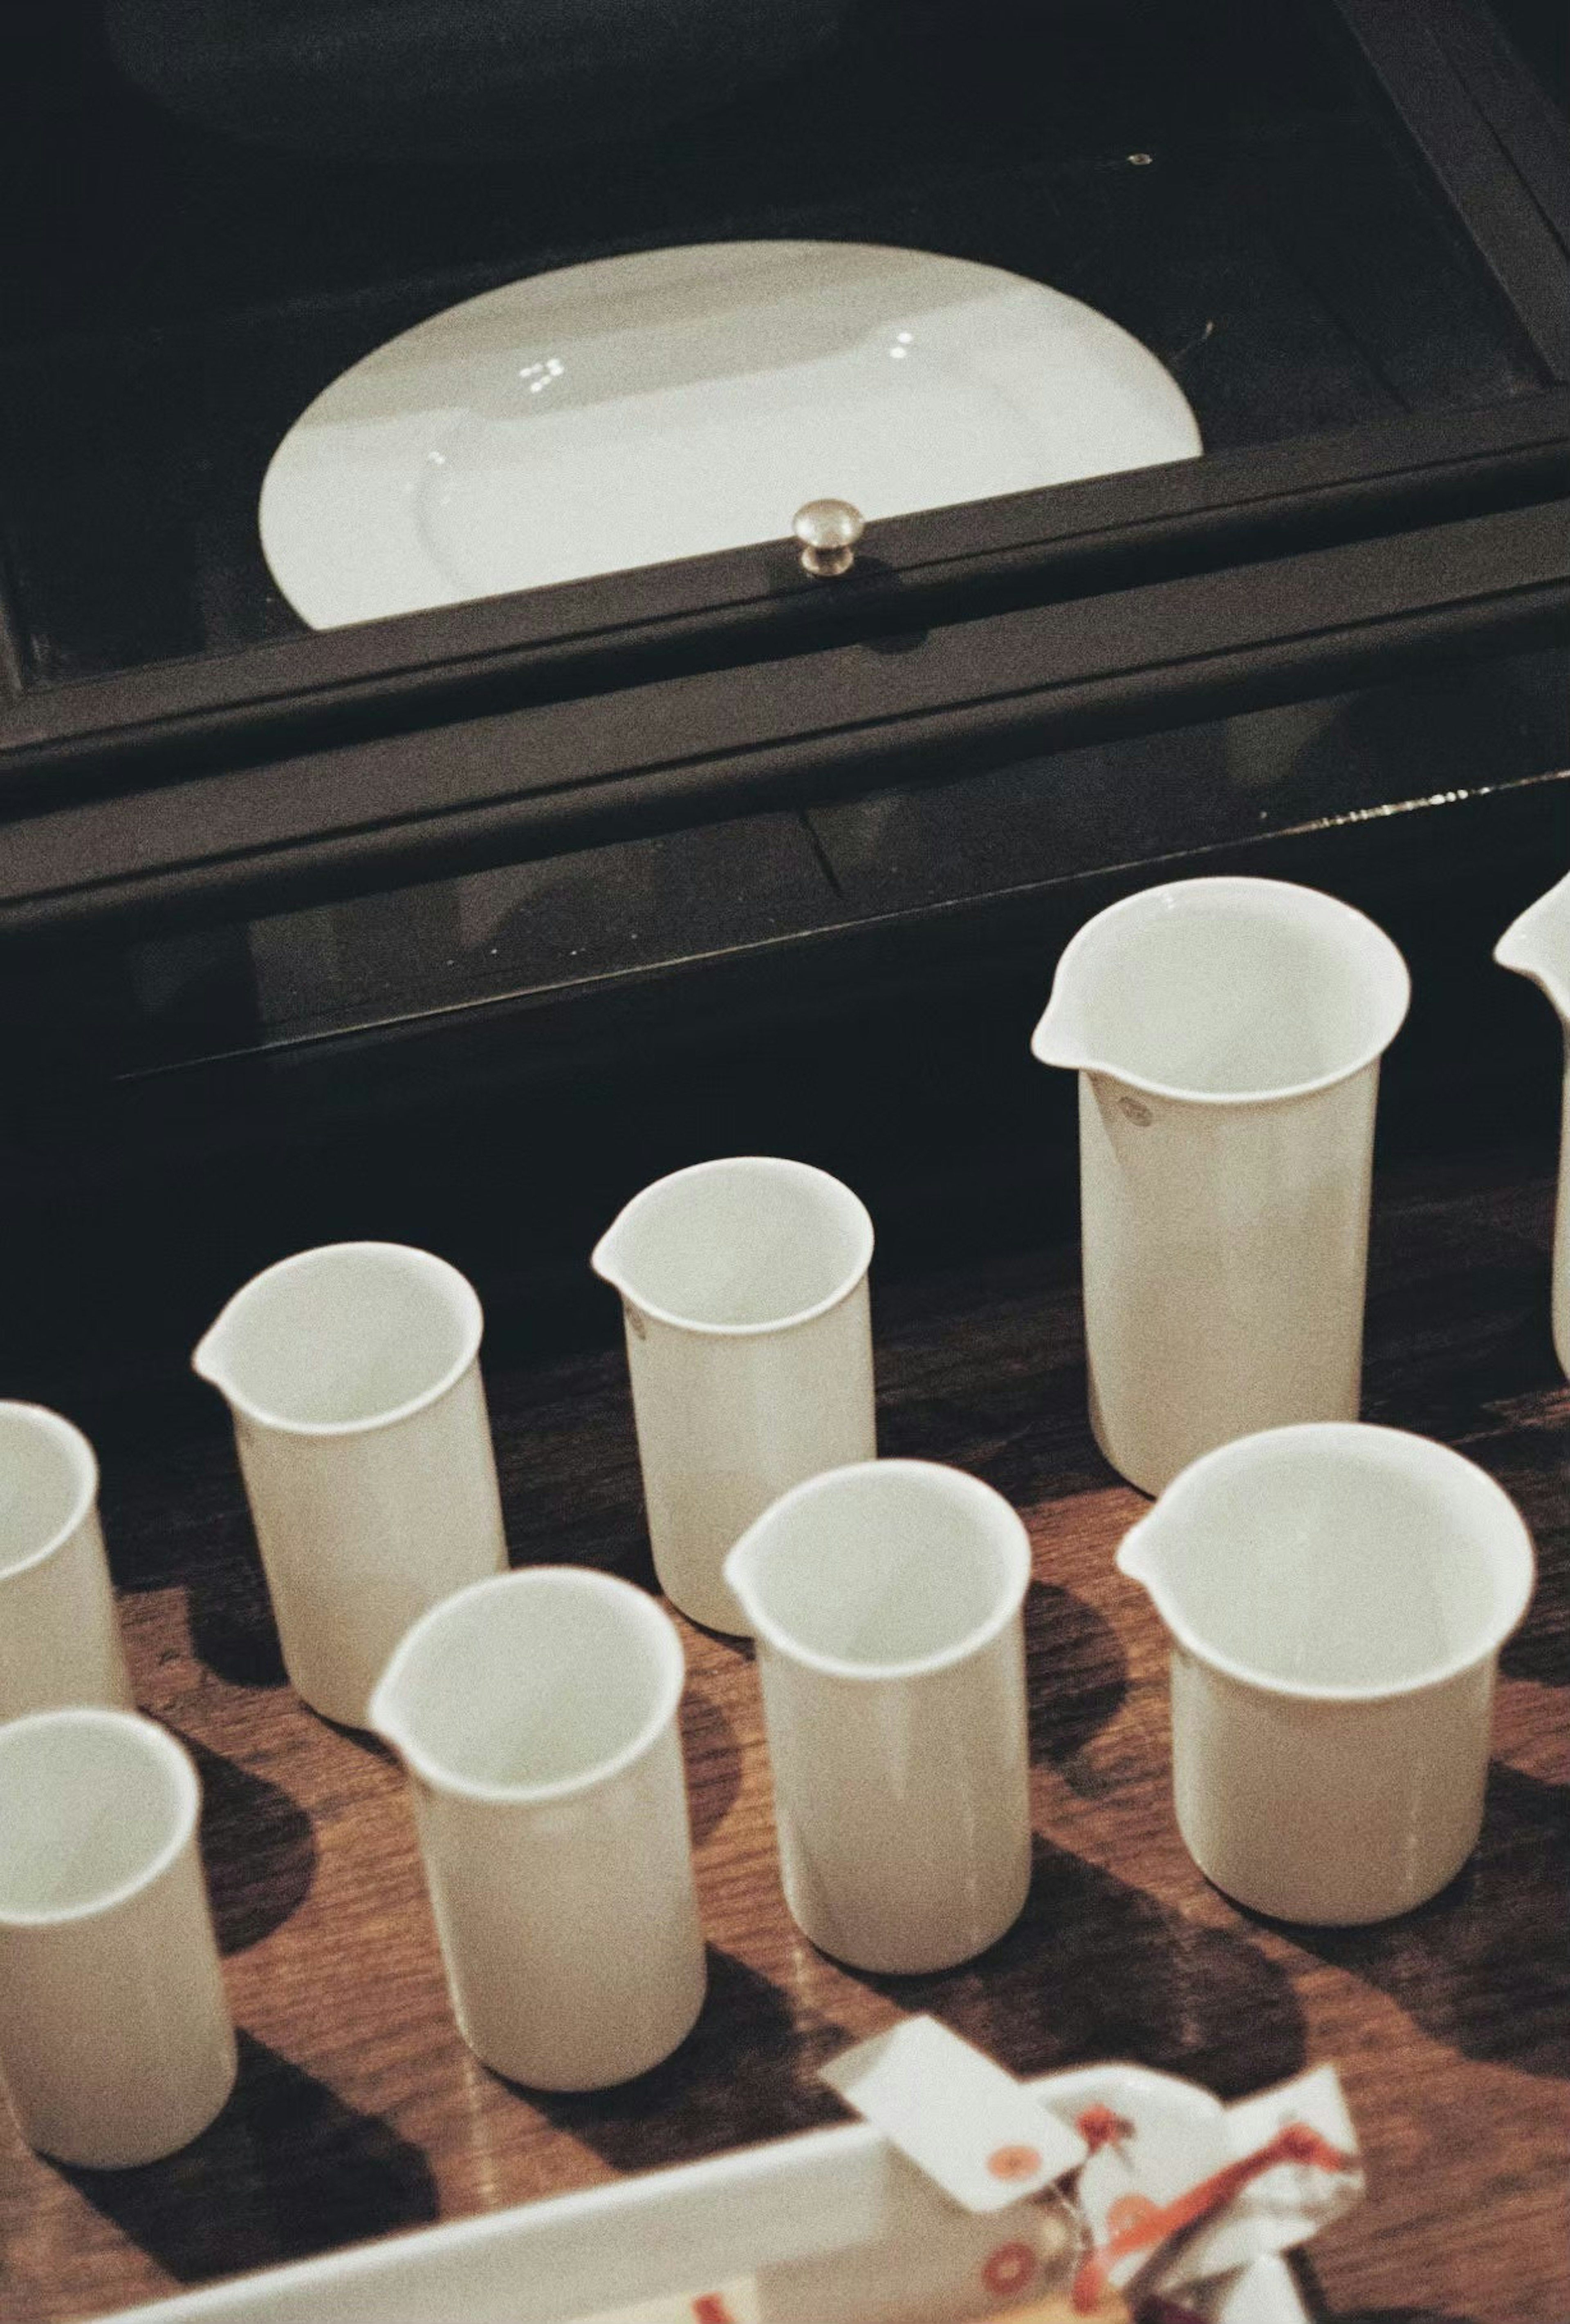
xmin=820 ymin=2017 xmax=1088 ymax=2213
xmin=1162 ymin=2064 xmax=1364 ymax=2289
xmin=1074 ymin=2064 xmax=1362 ymax=2302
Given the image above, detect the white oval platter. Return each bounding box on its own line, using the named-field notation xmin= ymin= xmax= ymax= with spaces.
xmin=259 ymin=240 xmax=1202 ymax=629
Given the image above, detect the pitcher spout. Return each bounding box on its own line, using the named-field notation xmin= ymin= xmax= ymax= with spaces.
xmin=1028 ymin=993 xmax=1101 ymax=1074
xmin=1113 ymin=1510 xmax=1182 ymax=1643
xmin=365 ymin=1672 xmax=408 ymax=1766
xmin=1495 ymin=869 xmax=1570 ymax=1023
xmin=1112 ymin=1516 xmax=1155 ymax=1588
xmin=719 ymin=1531 xmax=766 ymax=1638
xmin=588 ymin=1216 xmax=633 ymax=1300
xmin=191 ymin=1309 xmax=238 ymax=1399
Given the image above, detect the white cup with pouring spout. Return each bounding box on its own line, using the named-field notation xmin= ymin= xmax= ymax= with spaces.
xmin=1495 ymin=866 xmax=1570 ymax=1374
xmin=725 ymin=1459 xmax=1032 ymax=1973
xmin=1117 ymin=1421 xmax=1534 ymax=1923
xmin=1032 ymin=876 xmax=1410 ymax=1494
xmin=0 ymin=1403 xmax=133 ymax=1722
xmin=194 ymin=1242 xmax=507 ymax=1726
xmin=592 ymin=1157 xmax=876 ymax=1634
xmin=370 ymin=1567 xmax=706 ymax=2091
xmin=0 ymin=1709 xmax=236 ymax=2166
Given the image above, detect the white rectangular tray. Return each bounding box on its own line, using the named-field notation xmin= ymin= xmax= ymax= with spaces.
xmin=97 ymin=2064 xmax=1310 ymax=2324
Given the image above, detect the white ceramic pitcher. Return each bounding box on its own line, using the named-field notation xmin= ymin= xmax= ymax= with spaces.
xmin=1495 ymin=867 xmax=1570 ymax=1374
xmin=1117 ymin=1422 xmax=1534 ymax=1924
xmin=724 ymin=1459 xmax=1032 ymax=1973
xmin=0 ymin=1710 xmax=237 ymax=2166
xmin=1032 ymin=876 xmax=1410 ymax=1493
xmin=592 ymin=1156 xmax=876 ymax=1633
xmin=194 ymin=1242 xmax=507 ymax=1726
xmin=0 ymin=1403 xmax=133 ymax=1722
xmin=370 ymin=1567 xmax=706 ymax=2091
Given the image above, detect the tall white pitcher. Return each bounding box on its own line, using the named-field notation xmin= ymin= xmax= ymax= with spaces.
xmin=1117 ymin=1422 xmax=1534 ymax=1923
xmin=194 ymin=1242 xmax=507 ymax=1726
xmin=1032 ymin=877 xmax=1410 ymax=1493
xmin=1495 ymin=867 xmax=1570 ymax=1374
xmin=592 ymin=1157 xmax=876 ymax=1633
xmin=370 ymin=1569 xmax=706 ymax=2091
xmin=724 ymin=1460 xmax=1032 ymax=1974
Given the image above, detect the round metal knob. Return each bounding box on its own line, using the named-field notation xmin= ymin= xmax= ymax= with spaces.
xmin=793 ymin=498 xmax=865 ymax=578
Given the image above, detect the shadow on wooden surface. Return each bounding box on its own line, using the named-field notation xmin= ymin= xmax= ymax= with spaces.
xmin=56 ymin=2033 xmax=438 ymax=2286
xmin=1281 ymin=1761 xmax=1570 ymax=2079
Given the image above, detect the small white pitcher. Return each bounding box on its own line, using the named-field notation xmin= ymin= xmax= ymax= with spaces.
xmin=194 ymin=1242 xmax=507 ymax=1727
xmin=0 ymin=1403 xmax=133 ymax=1722
xmin=1117 ymin=1422 xmax=1534 ymax=1924
xmin=724 ymin=1459 xmax=1032 ymax=1973
xmin=370 ymin=1568 xmax=706 ymax=2091
xmin=1032 ymin=876 xmax=1410 ymax=1493
xmin=1495 ymin=867 xmax=1570 ymax=1374
xmin=592 ymin=1157 xmax=876 ymax=1633
xmin=0 ymin=1710 xmax=236 ymax=2166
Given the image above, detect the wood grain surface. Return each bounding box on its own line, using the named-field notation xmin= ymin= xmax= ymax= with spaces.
xmin=2 ymin=1147 xmax=1566 ymax=2324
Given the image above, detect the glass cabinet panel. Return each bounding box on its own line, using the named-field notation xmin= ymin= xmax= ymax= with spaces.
xmin=2 ymin=0 xmax=1555 ymax=684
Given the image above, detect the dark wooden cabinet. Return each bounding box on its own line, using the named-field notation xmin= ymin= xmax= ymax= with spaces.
xmin=1 ymin=0 xmax=1566 ymax=946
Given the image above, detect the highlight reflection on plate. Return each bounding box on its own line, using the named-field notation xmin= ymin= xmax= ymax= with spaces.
xmin=259 ymin=240 xmax=1202 ymax=630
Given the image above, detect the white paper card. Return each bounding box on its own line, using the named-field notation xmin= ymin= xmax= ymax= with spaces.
xmin=1158 ymin=2064 xmax=1364 ymax=2290
xmin=820 ymin=2017 xmax=1088 ymax=2213
xmin=1074 ymin=2064 xmax=1362 ymax=2301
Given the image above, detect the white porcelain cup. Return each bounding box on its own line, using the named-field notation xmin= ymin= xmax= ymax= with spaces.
xmin=592 ymin=1157 xmax=877 ymax=1634
xmin=1495 ymin=867 xmax=1570 ymax=1375
xmin=0 ymin=1403 xmax=134 ymax=1723
xmin=1117 ymin=1422 xmax=1536 ymax=1925
xmin=370 ymin=1567 xmax=706 ymax=2091
xmin=193 ymin=1242 xmax=508 ymax=1727
xmin=724 ymin=1460 xmax=1033 ymax=1974
xmin=1031 ymin=876 xmax=1410 ymax=1494
xmin=0 ymin=1709 xmax=237 ymax=2166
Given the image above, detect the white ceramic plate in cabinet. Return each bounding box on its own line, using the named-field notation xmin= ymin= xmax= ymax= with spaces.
xmin=259 ymin=240 xmax=1202 ymax=628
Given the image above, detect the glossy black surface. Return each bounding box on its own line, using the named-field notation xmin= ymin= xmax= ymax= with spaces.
xmin=45 ymin=639 xmax=1556 ymax=1075
xmin=2 ymin=643 xmax=1563 ymax=1416
xmin=1487 ymin=0 xmax=1568 ymax=111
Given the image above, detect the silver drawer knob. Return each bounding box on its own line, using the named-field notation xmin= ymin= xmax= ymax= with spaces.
xmin=793 ymin=498 xmax=865 ymax=578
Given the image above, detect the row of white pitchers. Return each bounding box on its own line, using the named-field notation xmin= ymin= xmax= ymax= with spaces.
xmin=0 ymin=1410 xmax=1536 ymax=2161
xmin=2 ymin=865 xmax=1560 ymax=2164
xmin=11 ymin=865 xmax=1568 ymax=1731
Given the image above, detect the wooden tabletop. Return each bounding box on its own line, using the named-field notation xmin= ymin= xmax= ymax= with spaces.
xmin=2 ymin=1144 xmax=1566 ymax=2324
